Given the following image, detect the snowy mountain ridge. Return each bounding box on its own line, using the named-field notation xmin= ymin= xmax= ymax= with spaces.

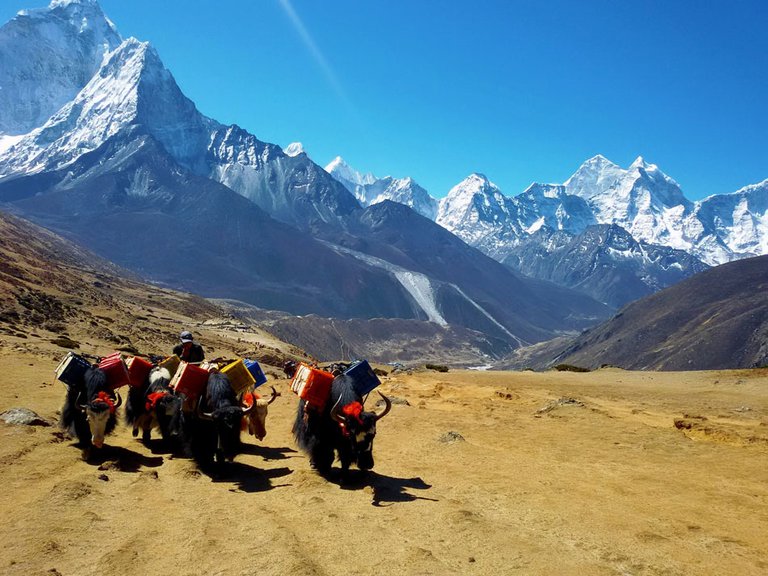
xmin=325 ymin=156 xmax=437 ymax=219
xmin=331 ymin=154 xmax=765 ymax=267
xmin=0 ymin=0 xmax=121 ymax=135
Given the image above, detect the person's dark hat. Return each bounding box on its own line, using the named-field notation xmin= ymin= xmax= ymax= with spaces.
xmin=179 ymin=330 xmax=194 ymax=343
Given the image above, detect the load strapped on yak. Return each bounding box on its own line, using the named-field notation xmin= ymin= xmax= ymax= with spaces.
xmin=55 ymin=350 xmax=134 ymax=391
xmin=290 ymin=360 xmax=381 ymax=410
xmin=158 ymin=356 xmax=267 ymax=411
xmin=56 ymin=350 xmax=270 ymax=397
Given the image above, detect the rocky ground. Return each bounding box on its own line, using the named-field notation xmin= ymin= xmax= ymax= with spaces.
xmin=1 ymin=338 xmax=767 ymax=576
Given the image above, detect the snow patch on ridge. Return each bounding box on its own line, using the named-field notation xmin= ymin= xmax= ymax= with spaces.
xmin=0 ymin=135 xmax=24 ymax=155
xmin=321 ymin=242 xmax=447 ymax=326
xmin=284 ymin=142 xmax=304 ymax=157
xmin=448 ymin=285 xmax=528 ymax=347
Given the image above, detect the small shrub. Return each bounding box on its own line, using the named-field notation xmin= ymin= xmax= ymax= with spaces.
xmin=426 ymin=363 xmax=449 ymax=373
xmin=553 ymin=363 xmax=590 ymax=373
xmin=51 ymin=336 xmax=80 ymax=349
xmin=116 ymin=344 xmax=139 ymax=354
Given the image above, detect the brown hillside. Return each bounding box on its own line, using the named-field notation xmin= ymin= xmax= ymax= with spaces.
xmin=0 ymin=210 xmax=303 ymax=366
xmin=510 ymin=255 xmax=768 ymax=371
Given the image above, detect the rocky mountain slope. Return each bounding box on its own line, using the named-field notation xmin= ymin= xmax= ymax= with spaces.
xmin=0 ymin=208 xmax=304 ymax=367
xmin=502 ymin=224 xmax=710 ymax=308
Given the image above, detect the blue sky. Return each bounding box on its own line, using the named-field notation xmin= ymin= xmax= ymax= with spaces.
xmin=3 ymin=0 xmax=767 ymax=199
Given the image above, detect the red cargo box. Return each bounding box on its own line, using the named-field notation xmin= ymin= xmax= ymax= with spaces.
xmin=171 ymin=361 xmax=210 ymax=402
xmin=291 ymin=363 xmax=334 ymax=410
xmin=98 ymin=353 xmax=130 ymax=390
xmin=126 ymin=356 xmax=154 ymax=388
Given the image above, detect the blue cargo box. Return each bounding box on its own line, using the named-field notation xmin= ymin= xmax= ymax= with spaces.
xmin=244 ymin=359 xmax=268 ymax=387
xmin=55 ymin=352 xmax=92 ymax=387
xmin=345 ymin=360 xmax=380 ymax=396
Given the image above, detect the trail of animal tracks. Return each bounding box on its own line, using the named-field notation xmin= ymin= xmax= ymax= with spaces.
xmin=1 ymin=351 xmax=768 ymax=576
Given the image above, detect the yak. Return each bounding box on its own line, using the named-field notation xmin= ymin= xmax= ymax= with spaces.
xmin=188 ymin=372 xmax=254 ymax=467
xmin=293 ymin=373 xmax=391 ymax=477
xmin=241 ymin=385 xmax=278 ymax=441
xmin=60 ymin=366 xmax=122 ymax=452
xmin=125 ymin=367 xmax=184 ymax=447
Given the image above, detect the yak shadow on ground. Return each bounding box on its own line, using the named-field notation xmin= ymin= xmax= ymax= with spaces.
xmin=78 ymin=443 xmax=164 ymax=472
xmin=209 ymin=461 xmax=293 ymax=493
xmin=330 ymin=470 xmax=436 ymax=506
xmin=239 ymin=443 xmax=298 ymax=461
xmin=141 ymin=437 xmax=189 ymax=458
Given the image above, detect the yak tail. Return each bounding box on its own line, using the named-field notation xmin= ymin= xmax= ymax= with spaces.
xmin=125 ymin=385 xmax=146 ymax=425
xmin=59 ymin=386 xmax=90 ymax=444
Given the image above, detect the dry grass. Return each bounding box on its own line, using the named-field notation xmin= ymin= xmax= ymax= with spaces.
xmin=1 ymin=346 xmax=767 ymax=576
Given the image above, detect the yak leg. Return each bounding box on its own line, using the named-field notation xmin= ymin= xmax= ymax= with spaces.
xmin=133 ymin=412 xmax=147 ymax=438
xmin=310 ymin=444 xmax=334 ymax=475
xmin=135 ymin=413 xmax=152 ymax=443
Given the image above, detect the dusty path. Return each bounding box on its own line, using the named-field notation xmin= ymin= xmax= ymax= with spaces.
xmin=1 ymin=353 xmax=767 ymax=576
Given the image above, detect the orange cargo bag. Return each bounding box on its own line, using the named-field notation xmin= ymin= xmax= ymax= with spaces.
xmin=291 ymin=363 xmax=335 ymax=410
xmin=170 ymin=361 xmax=210 ymax=403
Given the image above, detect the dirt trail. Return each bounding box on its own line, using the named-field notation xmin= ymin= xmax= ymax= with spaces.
xmin=1 ymin=353 xmax=767 ymax=576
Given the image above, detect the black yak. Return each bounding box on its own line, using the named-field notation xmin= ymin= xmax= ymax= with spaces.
xmin=125 ymin=367 xmax=184 ymax=446
xmin=188 ymin=372 xmax=254 ymax=467
xmin=293 ymin=373 xmax=391 ymax=477
xmin=60 ymin=367 xmax=122 ymax=451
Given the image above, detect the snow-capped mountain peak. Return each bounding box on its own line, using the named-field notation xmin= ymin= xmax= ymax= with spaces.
xmin=436 ymin=173 xmax=511 ymax=237
xmin=563 ymin=155 xmax=623 ymax=199
xmin=0 ymin=0 xmax=122 ymax=135
xmin=284 ymin=142 xmax=305 ymax=157
xmin=0 ymin=36 xmax=213 ymax=177
xmin=560 ymin=154 xmax=693 ymax=250
xmin=460 ymin=172 xmax=496 ymax=191
xmin=49 ymin=0 xmax=101 ymax=10
xmin=325 ymin=156 xmax=376 ymax=191
xmin=441 ymin=173 xmax=502 ymax=204
xmin=362 ymin=176 xmax=437 ymax=220
xmin=629 ymin=155 xmax=647 ymax=169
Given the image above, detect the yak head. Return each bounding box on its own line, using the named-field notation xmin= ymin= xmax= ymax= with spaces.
xmin=242 ymin=386 xmax=278 ymax=441
xmin=197 ymin=397 xmax=255 ymax=462
xmin=78 ymin=390 xmax=122 ymax=449
xmin=331 ymin=391 xmax=391 ymax=470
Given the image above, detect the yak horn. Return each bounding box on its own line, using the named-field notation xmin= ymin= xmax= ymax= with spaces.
xmin=330 ymin=396 xmax=346 ymax=424
xmin=374 ymin=392 xmax=392 ymax=421
xmin=241 ymin=398 xmax=255 ymax=415
xmin=196 ymin=397 xmax=214 ymax=421
xmin=76 ymin=391 xmax=88 ymax=413
xmin=113 ymin=392 xmax=123 ymax=409
xmin=267 ymin=386 xmax=278 ymax=405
